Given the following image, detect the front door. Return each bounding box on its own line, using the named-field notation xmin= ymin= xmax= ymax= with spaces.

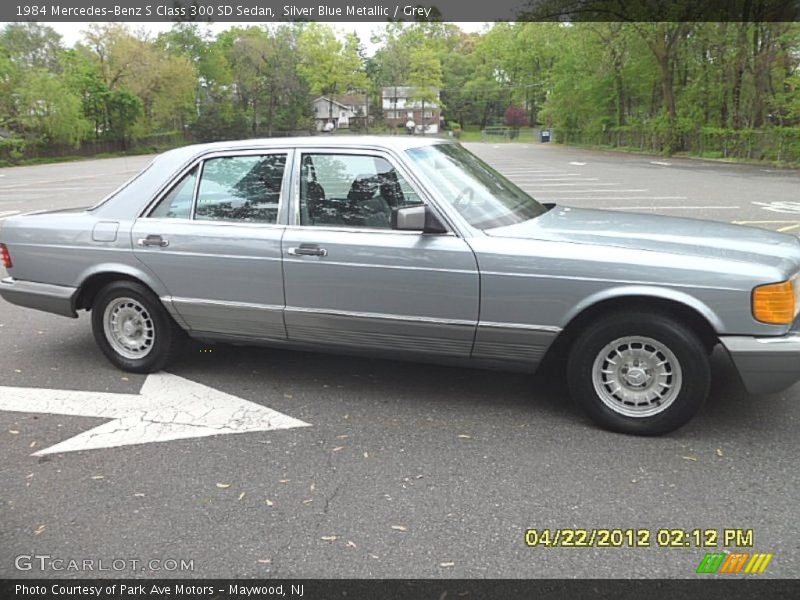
xmin=132 ymin=151 xmax=289 ymax=340
xmin=282 ymin=149 xmax=479 ymax=358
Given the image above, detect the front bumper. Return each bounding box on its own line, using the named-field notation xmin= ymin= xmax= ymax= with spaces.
xmin=0 ymin=277 xmax=77 ymax=318
xmin=720 ymin=334 xmax=800 ymax=394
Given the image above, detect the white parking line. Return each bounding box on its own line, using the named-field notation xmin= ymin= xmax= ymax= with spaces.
xmin=499 ymin=170 xmax=569 ymax=174
xmin=535 ymin=189 xmax=648 ymax=193
xmin=605 ymin=205 xmax=739 ymax=210
xmin=511 ymin=177 xmax=599 ymax=182
xmin=0 ymin=210 xmax=21 ymax=219
xmin=521 ymin=182 xmax=620 ymax=187
xmin=0 ymin=186 xmax=111 ymax=194
xmin=507 ymin=173 xmax=580 ymax=177
xmin=536 ymin=196 xmax=688 ymax=201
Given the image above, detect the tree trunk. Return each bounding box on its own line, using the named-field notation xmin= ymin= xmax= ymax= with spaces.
xmin=657 ymin=50 xmax=679 ymax=153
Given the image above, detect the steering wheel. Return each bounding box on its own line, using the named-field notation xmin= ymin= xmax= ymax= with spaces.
xmin=453 ymin=186 xmax=474 ymax=208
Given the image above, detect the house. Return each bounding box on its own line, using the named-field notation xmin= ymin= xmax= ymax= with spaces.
xmin=381 ymin=86 xmax=441 ymax=134
xmin=312 ymin=94 xmax=368 ymax=131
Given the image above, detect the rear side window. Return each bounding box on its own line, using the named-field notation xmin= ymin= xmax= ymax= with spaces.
xmin=149 ymin=167 xmax=197 ymax=219
xmin=195 ymin=154 xmax=286 ymax=224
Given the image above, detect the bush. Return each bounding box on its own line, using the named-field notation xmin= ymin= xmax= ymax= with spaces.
xmin=0 ymin=136 xmax=26 ymax=163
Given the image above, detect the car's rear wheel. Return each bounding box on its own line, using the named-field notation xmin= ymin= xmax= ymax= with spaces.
xmin=91 ymin=281 xmax=185 ymax=373
xmin=566 ymin=311 xmax=710 ymax=435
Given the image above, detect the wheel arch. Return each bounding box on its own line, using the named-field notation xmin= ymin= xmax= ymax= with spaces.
xmin=544 ymin=287 xmax=722 ymax=366
xmin=74 ymin=264 xmax=168 ymax=312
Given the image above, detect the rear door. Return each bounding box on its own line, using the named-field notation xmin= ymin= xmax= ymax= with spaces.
xmin=132 ymin=150 xmax=290 ymax=340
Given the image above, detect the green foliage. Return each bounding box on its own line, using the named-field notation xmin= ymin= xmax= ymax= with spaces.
xmin=107 ymin=88 xmax=142 ymax=144
xmin=1 ymin=21 xmax=799 ymax=165
xmin=17 ymin=68 xmax=90 ymax=146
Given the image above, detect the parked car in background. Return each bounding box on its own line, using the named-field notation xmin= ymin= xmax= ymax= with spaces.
xmin=3 ymin=136 xmax=800 ymax=435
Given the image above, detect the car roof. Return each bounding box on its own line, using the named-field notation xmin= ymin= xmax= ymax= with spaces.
xmin=91 ymin=135 xmax=454 ymax=219
xmin=162 ymin=135 xmax=451 ymax=162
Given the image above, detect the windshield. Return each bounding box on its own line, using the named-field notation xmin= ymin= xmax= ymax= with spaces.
xmin=405 ymin=143 xmax=547 ymax=229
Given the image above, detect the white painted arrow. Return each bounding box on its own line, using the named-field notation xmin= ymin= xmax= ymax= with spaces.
xmin=0 ymin=372 xmax=310 ymax=456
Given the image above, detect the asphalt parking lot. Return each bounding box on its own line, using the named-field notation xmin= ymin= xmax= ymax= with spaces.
xmin=1 ymin=143 xmax=798 ymax=579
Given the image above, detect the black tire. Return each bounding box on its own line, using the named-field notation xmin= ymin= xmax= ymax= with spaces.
xmin=566 ymin=310 xmax=710 ymax=435
xmin=91 ymin=280 xmax=186 ymax=373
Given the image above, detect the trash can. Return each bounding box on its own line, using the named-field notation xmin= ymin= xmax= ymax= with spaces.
xmin=540 ymin=129 xmax=551 ymax=143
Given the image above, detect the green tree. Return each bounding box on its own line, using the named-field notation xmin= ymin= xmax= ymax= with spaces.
xmin=407 ymin=48 xmax=443 ymax=134
xmin=17 ymin=69 xmax=90 ymax=146
xmin=297 ymin=24 xmax=369 ymax=125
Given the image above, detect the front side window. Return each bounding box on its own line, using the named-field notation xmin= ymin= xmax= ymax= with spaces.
xmin=195 ymin=154 xmax=286 ymax=224
xmin=406 ymin=143 xmax=547 ymax=230
xmin=299 ymin=153 xmax=422 ymax=229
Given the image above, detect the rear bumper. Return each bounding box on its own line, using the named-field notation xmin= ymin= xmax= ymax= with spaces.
xmin=720 ymin=334 xmax=800 ymax=394
xmin=0 ymin=277 xmax=77 ymax=318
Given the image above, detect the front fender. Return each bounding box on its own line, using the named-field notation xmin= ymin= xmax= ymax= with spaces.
xmin=563 ymin=285 xmax=726 ymax=333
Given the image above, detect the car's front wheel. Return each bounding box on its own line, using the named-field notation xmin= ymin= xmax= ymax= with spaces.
xmin=91 ymin=281 xmax=185 ymax=373
xmin=567 ymin=311 xmax=711 ymax=435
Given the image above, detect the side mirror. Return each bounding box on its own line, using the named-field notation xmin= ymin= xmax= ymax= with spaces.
xmin=391 ymin=205 xmax=447 ymax=234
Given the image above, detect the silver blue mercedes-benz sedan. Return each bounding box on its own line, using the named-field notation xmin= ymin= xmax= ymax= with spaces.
xmin=3 ymin=136 xmax=800 ymax=435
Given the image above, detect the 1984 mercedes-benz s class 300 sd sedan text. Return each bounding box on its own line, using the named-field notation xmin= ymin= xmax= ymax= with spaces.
xmin=3 ymin=137 xmax=800 ymax=435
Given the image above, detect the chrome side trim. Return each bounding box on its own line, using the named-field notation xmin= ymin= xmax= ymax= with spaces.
xmin=480 ymin=270 xmax=744 ymax=292
xmin=164 ymin=296 xmax=283 ymax=312
xmin=283 ymin=224 xmax=455 ymax=237
xmin=137 ymin=217 xmax=285 ymax=230
xmin=163 ymin=298 xmax=559 ymax=333
xmin=147 ymin=250 xmax=282 ymax=262
xmin=284 ymin=305 xmax=475 ymax=327
xmin=479 ymin=321 xmax=562 ymax=333
xmin=284 ymin=258 xmax=475 ymax=274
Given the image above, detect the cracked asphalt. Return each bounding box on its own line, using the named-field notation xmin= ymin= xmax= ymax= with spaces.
xmin=1 ymin=145 xmax=799 ymax=579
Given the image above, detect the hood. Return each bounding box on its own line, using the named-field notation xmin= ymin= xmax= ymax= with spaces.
xmin=487 ymin=206 xmax=800 ymax=271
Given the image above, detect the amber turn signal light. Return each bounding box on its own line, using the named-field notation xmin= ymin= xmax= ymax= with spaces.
xmin=752 ymin=280 xmax=797 ymax=325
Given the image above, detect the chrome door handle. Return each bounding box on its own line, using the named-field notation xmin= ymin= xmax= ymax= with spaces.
xmin=288 ymin=245 xmax=327 ymax=257
xmin=137 ymin=235 xmax=169 ymax=248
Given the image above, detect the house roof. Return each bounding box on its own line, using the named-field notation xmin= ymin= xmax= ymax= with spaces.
xmin=313 ymin=94 xmax=367 ymax=109
xmin=381 ymin=86 xmax=440 ymax=98
xmin=332 ymin=94 xmax=367 ymax=106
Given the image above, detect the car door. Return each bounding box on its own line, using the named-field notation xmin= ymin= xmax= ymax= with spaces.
xmin=281 ymin=148 xmax=479 ymax=358
xmin=131 ymin=150 xmax=290 ymax=340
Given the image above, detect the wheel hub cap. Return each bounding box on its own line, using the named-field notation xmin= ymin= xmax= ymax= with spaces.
xmin=591 ymin=336 xmax=683 ymax=418
xmin=620 ymin=363 xmax=651 ymax=387
xmin=102 ymin=297 xmax=155 ymax=360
